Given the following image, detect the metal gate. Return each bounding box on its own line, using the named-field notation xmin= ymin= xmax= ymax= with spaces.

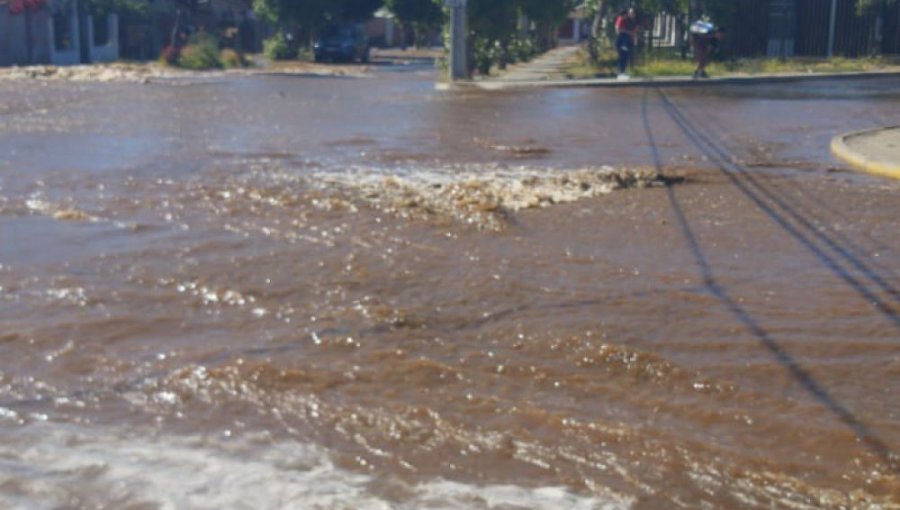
xmin=720 ymin=0 xmax=900 ymax=58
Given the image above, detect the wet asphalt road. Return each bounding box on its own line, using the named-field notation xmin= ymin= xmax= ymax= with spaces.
xmin=0 ymin=62 xmax=899 ymax=508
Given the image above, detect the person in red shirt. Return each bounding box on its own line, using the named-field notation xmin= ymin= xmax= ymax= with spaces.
xmin=615 ymin=8 xmax=639 ymax=79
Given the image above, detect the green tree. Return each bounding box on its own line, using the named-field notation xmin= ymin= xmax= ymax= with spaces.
xmin=385 ymin=0 xmax=443 ymax=47
xmin=583 ymin=0 xmax=605 ymax=62
xmin=81 ymin=0 xmax=150 ymax=18
xmin=466 ymin=0 xmax=518 ymax=73
xmin=858 ymin=0 xmax=899 ymax=12
xmin=254 ymin=0 xmax=327 ymax=31
xmin=460 ymin=0 xmax=578 ymax=74
xmin=254 ymin=0 xmax=381 ymax=46
xmin=518 ymin=0 xmax=575 ymax=52
xmin=330 ymin=0 xmax=383 ymax=22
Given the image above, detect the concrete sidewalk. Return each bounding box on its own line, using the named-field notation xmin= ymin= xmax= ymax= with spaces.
xmin=831 ymin=126 xmax=900 ymax=180
xmin=442 ymin=45 xmax=900 ymax=91
xmin=473 ymin=69 xmax=900 ymax=90
xmin=489 ymin=45 xmax=581 ymax=83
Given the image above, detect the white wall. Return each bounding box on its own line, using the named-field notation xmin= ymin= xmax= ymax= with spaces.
xmin=47 ymin=10 xmax=80 ymax=65
xmin=87 ymin=14 xmax=119 ymax=62
xmin=1 ymin=8 xmax=54 ymax=65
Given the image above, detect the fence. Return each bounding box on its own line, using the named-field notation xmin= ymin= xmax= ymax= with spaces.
xmin=641 ymin=0 xmax=900 ymax=58
xmin=723 ymin=0 xmax=900 ymax=58
xmin=796 ymin=0 xmax=900 ymax=56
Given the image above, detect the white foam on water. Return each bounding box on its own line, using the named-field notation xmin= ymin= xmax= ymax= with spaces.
xmin=412 ymin=480 xmax=630 ymax=510
xmin=304 ymin=164 xmax=657 ymax=230
xmin=311 ymin=164 xmax=656 ymax=211
xmin=0 ymin=423 xmax=632 ymax=510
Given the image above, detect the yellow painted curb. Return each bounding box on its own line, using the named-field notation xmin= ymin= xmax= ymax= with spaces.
xmin=831 ymin=127 xmax=900 ymax=180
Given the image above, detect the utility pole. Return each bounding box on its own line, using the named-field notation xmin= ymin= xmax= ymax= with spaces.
xmin=445 ymin=0 xmax=467 ymax=81
xmin=827 ymin=0 xmax=838 ymax=58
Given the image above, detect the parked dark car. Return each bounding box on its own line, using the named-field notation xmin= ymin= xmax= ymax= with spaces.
xmin=314 ymin=25 xmax=370 ymax=63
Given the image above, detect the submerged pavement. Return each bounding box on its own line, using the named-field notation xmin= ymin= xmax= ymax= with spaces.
xmin=480 ymin=47 xmax=900 ymax=182
xmin=1 ymin=62 xmax=899 ymax=508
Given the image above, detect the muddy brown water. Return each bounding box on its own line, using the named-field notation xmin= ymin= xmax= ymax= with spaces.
xmin=1 ymin=67 xmax=899 ymax=508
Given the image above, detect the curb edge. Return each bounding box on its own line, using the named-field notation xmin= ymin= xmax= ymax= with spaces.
xmin=452 ymin=70 xmax=900 ymax=91
xmin=831 ymin=127 xmax=900 ymax=181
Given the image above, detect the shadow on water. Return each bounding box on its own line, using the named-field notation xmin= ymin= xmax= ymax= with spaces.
xmin=692 ymin=101 xmax=900 ymax=290
xmin=640 ymin=89 xmax=899 ymax=472
xmin=657 ymin=89 xmax=900 ymax=321
xmin=756 ymin=165 xmax=900 ymax=283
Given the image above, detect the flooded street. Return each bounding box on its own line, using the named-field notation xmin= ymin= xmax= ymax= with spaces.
xmin=1 ymin=62 xmax=899 ymax=508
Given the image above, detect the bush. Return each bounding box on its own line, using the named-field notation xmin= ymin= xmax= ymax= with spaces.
xmin=179 ymin=45 xmax=221 ymax=70
xmin=219 ymin=48 xmax=247 ymax=68
xmin=510 ymin=37 xmax=535 ymax=63
xmin=177 ymin=33 xmax=222 ymax=70
xmin=296 ymin=47 xmax=315 ymax=62
xmin=263 ymin=33 xmax=296 ymax=61
xmin=159 ymin=45 xmax=180 ymax=66
xmin=473 ymin=37 xmax=495 ymax=76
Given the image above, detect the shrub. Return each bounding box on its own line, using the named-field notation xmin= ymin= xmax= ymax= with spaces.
xmin=178 ymin=45 xmax=221 ymax=70
xmin=511 ymin=37 xmax=535 ymax=63
xmin=296 ymin=47 xmax=315 ymax=62
xmin=473 ymin=37 xmax=495 ymax=76
xmin=177 ymin=33 xmax=222 ymax=70
xmin=159 ymin=45 xmax=180 ymax=66
xmin=219 ymin=48 xmax=247 ymax=68
xmin=263 ymin=33 xmax=296 ymax=61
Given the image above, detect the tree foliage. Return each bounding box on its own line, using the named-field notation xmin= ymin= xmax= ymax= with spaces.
xmin=518 ymin=0 xmax=575 ymax=29
xmin=334 ymin=0 xmax=383 ymax=21
xmin=385 ymin=0 xmax=442 ymax=26
xmin=581 ymin=0 xmax=741 ymax=63
xmin=456 ymin=0 xmax=578 ymax=74
xmin=385 ymin=0 xmax=444 ymax=46
xmin=857 ymin=0 xmax=899 ymax=13
xmin=254 ymin=0 xmax=381 ymax=34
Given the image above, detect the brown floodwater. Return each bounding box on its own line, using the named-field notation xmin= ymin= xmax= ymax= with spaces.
xmin=0 ymin=65 xmax=899 ymax=509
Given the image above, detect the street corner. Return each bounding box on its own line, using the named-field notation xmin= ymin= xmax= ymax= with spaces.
xmin=831 ymin=126 xmax=900 ymax=180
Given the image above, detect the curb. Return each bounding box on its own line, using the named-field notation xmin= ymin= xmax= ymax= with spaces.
xmin=438 ymin=70 xmax=900 ymax=91
xmin=831 ymin=127 xmax=900 ymax=180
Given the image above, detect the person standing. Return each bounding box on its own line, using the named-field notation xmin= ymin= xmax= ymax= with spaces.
xmin=690 ymin=19 xmax=725 ymax=79
xmin=615 ymin=8 xmax=639 ymax=80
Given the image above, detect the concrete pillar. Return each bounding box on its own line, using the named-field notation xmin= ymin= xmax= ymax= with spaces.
xmin=109 ymin=14 xmax=119 ymax=57
xmin=827 ymin=0 xmax=838 ymax=58
xmin=446 ymin=0 xmax=467 ymax=80
xmin=0 ymin=12 xmax=9 ymax=66
xmin=85 ymin=14 xmax=94 ymax=63
xmin=47 ymin=14 xmax=56 ymax=62
xmin=87 ymin=14 xmax=119 ymax=62
xmin=386 ymin=18 xmax=395 ymax=47
xmin=47 ymin=0 xmax=81 ymax=65
xmin=70 ymin=0 xmax=80 ymax=59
